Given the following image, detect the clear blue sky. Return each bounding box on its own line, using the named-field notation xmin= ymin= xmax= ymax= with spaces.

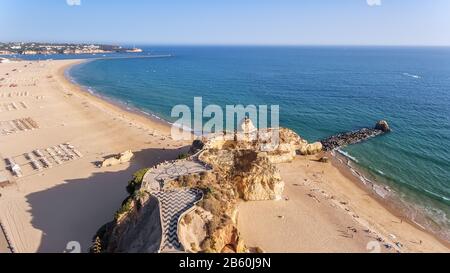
xmin=1 ymin=0 xmax=449 ymax=46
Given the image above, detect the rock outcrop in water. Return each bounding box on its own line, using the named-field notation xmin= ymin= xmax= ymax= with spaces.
xmin=321 ymin=120 xmax=391 ymax=151
xmin=375 ymin=120 xmax=391 ymax=133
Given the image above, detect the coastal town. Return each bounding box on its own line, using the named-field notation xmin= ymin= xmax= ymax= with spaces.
xmin=0 ymin=42 xmax=142 ymax=56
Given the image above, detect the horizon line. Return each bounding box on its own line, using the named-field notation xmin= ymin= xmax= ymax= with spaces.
xmin=2 ymin=41 xmax=450 ymax=48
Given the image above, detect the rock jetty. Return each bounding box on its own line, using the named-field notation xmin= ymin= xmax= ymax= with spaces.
xmin=321 ymin=120 xmax=391 ymax=151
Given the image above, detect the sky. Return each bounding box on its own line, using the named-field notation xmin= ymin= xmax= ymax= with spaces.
xmin=1 ymin=0 xmax=449 ymax=46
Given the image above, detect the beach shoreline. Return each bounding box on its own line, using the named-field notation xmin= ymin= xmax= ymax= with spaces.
xmin=330 ymin=152 xmax=450 ymax=248
xmin=59 ymin=59 xmax=175 ymax=136
xmin=0 ymin=59 xmax=190 ymax=253
xmin=0 ymin=58 xmax=448 ymax=253
xmin=63 ymin=59 xmax=449 ymax=250
xmin=53 ymin=59 xmax=450 ymax=252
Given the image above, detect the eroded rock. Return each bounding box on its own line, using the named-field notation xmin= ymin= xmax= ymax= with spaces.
xmin=375 ymin=120 xmax=391 ymax=132
xmin=101 ymin=150 xmax=134 ymax=167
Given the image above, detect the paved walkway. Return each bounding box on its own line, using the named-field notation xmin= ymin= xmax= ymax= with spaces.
xmin=143 ymin=159 xmax=209 ymax=192
xmin=153 ymin=189 xmax=203 ymax=252
xmin=142 ymin=159 xmax=210 ymax=253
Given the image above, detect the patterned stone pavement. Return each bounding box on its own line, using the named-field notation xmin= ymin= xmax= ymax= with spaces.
xmin=153 ymin=189 xmax=203 ymax=252
xmin=143 ymin=159 xmax=209 ymax=192
xmin=142 ymin=159 xmax=210 ymax=253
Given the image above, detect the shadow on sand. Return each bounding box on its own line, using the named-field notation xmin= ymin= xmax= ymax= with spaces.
xmin=26 ymin=146 xmax=189 ymax=253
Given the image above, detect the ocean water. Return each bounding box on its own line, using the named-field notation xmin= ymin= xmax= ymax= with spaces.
xmin=67 ymin=46 xmax=450 ymax=239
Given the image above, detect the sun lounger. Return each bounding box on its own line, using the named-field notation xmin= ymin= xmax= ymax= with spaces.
xmin=46 ymin=148 xmax=62 ymax=165
xmin=53 ymin=155 xmax=63 ymax=164
xmin=34 ymin=149 xmax=44 ymax=158
xmin=24 ymin=153 xmax=34 ymax=161
xmin=46 ymin=148 xmax=55 ymax=156
xmin=20 ymin=119 xmax=31 ymax=130
xmin=40 ymin=158 xmax=52 ymax=168
xmin=11 ymin=164 xmax=23 ymax=177
xmin=65 ymin=143 xmax=75 ymax=149
xmin=30 ymin=160 xmax=42 ymax=171
xmin=12 ymin=120 xmax=24 ymax=131
xmin=4 ymin=158 xmax=14 ymax=167
xmin=59 ymin=144 xmax=75 ymax=159
xmin=53 ymin=146 xmax=68 ymax=161
xmin=21 ymin=118 xmax=34 ymax=130
xmin=72 ymin=149 xmax=83 ymax=158
xmin=25 ymin=118 xmax=38 ymax=129
xmin=7 ymin=121 xmax=17 ymax=132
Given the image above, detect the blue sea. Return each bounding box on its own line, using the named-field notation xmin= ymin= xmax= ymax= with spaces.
xmin=23 ymin=46 xmax=450 ymax=240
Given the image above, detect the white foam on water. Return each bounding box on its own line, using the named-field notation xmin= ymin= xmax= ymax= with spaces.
xmin=337 ymin=149 xmax=359 ymax=163
xmin=423 ymin=188 xmax=450 ymax=203
xmin=403 ymin=72 xmax=421 ymax=79
xmin=172 ymin=121 xmax=193 ymax=133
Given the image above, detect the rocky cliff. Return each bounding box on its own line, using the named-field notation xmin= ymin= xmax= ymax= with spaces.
xmin=94 ymin=127 xmax=320 ymax=253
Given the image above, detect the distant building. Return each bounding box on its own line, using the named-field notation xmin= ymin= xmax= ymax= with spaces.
xmin=126 ymin=48 xmax=143 ymax=53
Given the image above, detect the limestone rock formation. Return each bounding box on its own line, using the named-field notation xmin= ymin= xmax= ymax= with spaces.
xmin=178 ymin=207 xmax=213 ymax=253
xmin=95 ymin=127 xmax=314 ymax=253
xmin=375 ymin=120 xmax=391 ymax=132
xmin=233 ymin=151 xmax=284 ymax=201
xmin=199 ymin=149 xmax=284 ymax=201
xmin=100 ymin=193 xmax=162 ymax=253
xmin=200 ymin=127 xmax=312 ymax=164
xmin=299 ymin=142 xmax=323 ymax=155
xmin=101 ymin=150 xmax=134 ymax=168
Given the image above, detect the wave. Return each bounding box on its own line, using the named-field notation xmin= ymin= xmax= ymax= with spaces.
xmin=336 ymin=149 xmax=359 ymax=163
xmin=423 ymin=188 xmax=450 ymax=203
xmin=402 ymin=72 xmax=421 ymax=79
xmin=68 ymin=70 xmax=176 ymax=129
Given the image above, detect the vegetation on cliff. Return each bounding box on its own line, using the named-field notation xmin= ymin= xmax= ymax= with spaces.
xmin=93 ymin=127 xmax=320 ymax=253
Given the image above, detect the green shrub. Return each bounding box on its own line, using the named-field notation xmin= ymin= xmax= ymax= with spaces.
xmin=177 ymin=153 xmax=189 ymax=160
xmin=127 ymin=168 xmax=149 ymax=194
xmin=115 ymin=198 xmax=133 ymax=220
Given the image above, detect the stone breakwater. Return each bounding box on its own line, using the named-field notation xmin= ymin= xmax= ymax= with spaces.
xmin=321 ymin=120 xmax=391 ymax=151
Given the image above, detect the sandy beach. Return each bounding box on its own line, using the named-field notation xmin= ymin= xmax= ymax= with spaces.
xmin=0 ymin=59 xmax=190 ymax=253
xmin=0 ymin=225 xmax=8 ymax=253
xmin=238 ymin=154 xmax=450 ymax=253
xmin=0 ymin=59 xmax=448 ymax=253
